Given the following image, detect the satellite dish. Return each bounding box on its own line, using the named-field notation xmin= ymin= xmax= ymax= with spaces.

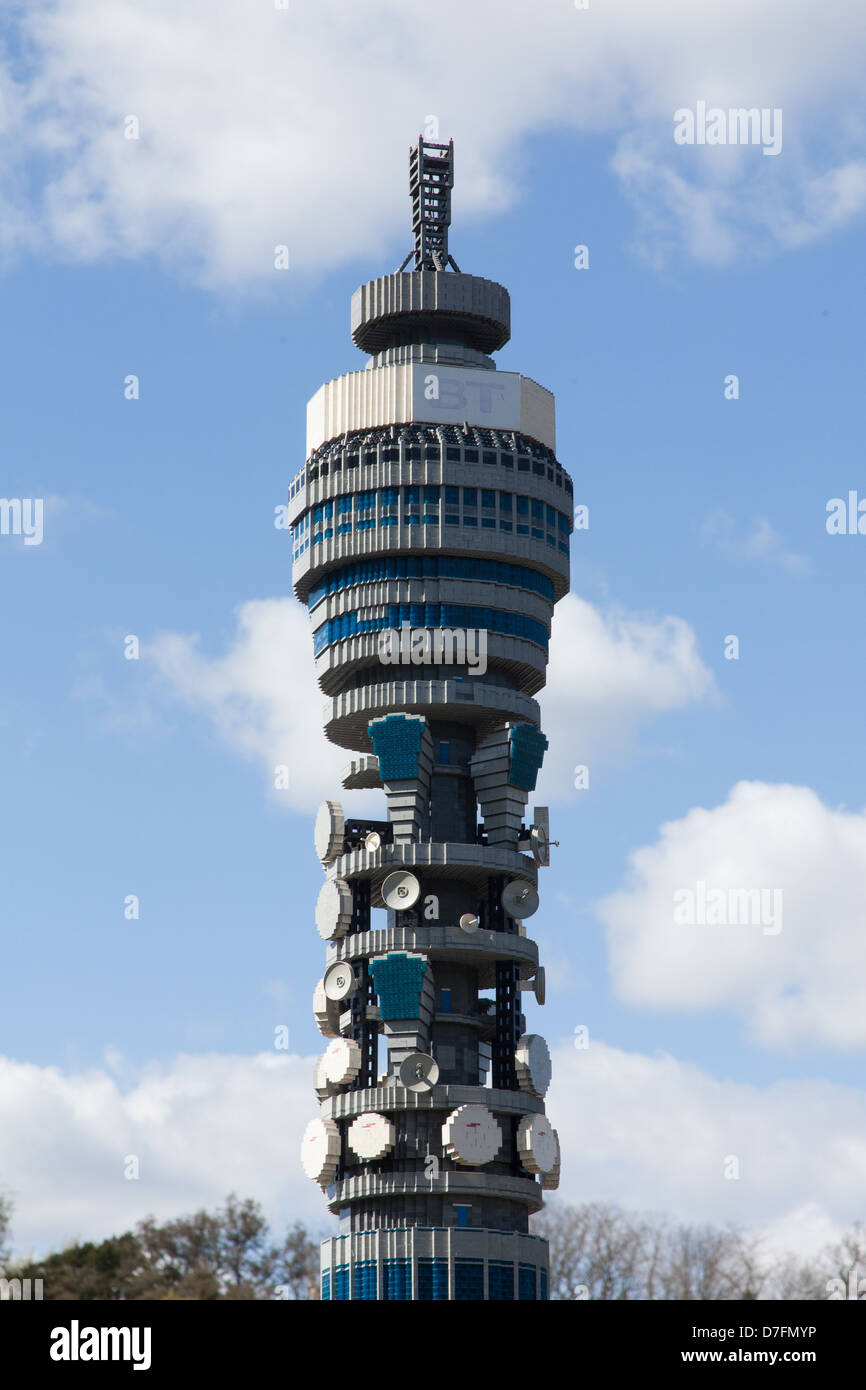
xmin=381 ymin=870 xmax=421 ymax=911
xmin=515 ymin=1033 xmax=552 ymax=1098
xmin=315 ymin=878 xmax=353 ymax=940
xmin=529 ymin=825 xmax=550 ymax=867
xmin=347 ymin=1111 xmax=395 ymax=1162
xmin=501 ymin=879 xmax=539 ymax=920
xmin=314 ymin=800 xmax=345 ymax=864
xmin=517 ymin=1113 xmax=558 ymax=1175
xmin=398 ymin=1052 xmax=440 ymax=1093
xmin=313 ymin=1054 xmax=338 ymax=1097
xmin=324 ymin=961 xmax=356 ymax=1002
xmin=364 ymin=830 xmax=382 ymax=853
xmin=459 ymin=912 xmax=479 ymax=933
xmin=534 ymin=965 xmax=546 ymax=1006
xmin=300 ymin=1116 xmax=341 ymax=1184
xmin=322 ymin=1036 xmax=362 ymax=1086
xmin=312 ymin=979 xmax=341 ymax=1037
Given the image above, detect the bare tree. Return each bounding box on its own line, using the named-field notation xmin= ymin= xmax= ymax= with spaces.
xmin=0 ymin=1193 xmax=13 ymax=1267
xmin=534 ymin=1200 xmax=825 ymax=1301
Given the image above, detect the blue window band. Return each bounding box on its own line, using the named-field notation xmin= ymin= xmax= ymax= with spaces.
xmin=312 ymin=604 xmax=549 ymax=656
xmin=308 ymin=556 xmax=554 ymax=609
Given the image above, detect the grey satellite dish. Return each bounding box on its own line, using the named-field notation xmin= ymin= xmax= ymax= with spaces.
xmin=324 ymin=961 xmax=356 ymax=1002
xmin=364 ymin=830 xmax=382 ymax=853
xmin=501 ymin=879 xmax=540 ymax=920
xmin=314 ymin=800 xmax=344 ymax=864
xmin=529 ymin=825 xmax=549 ymax=867
xmin=459 ymin=912 xmax=479 ymax=933
xmin=381 ymin=870 xmax=421 ymax=911
xmin=534 ymin=965 xmax=546 ymax=1006
xmin=399 ymin=1052 xmax=440 ymax=1093
xmin=532 ymin=805 xmax=550 ymax=835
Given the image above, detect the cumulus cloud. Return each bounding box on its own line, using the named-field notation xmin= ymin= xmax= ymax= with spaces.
xmin=146 ymin=592 xmax=714 ymax=810
xmin=2 ymin=0 xmax=866 ymax=285
xmin=2 ymin=1041 xmax=862 ymax=1262
xmin=0 ymin=1049 xmax=328 ymax=1258
xmin=597 ymin=780 xmax=866 ymax=1049
xmin=701 ymin=511 xmax=813 ymax=575
xmin=548 ymin=1039 xmax=866 ymax=1258
xmin=538 ymin=593 xmax=716 ymax=798
xmin=148 ymin=597 xmax=346 ymax=813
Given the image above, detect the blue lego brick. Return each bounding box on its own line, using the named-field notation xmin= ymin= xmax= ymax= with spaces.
xmin=368 ymin=713 xmax=426 ymax=781
xmin=507 ymin=723 xmax=548 ymax=791
xmin=369 ymin=953 xmax=427 ymax=1020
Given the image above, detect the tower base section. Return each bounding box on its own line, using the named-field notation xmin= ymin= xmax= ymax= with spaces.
xmin=320 ymin=1226 xmax=548 ymax=1301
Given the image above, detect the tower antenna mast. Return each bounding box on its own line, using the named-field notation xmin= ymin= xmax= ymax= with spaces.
xmin=397 ymin=135 xmax=461 ymax=273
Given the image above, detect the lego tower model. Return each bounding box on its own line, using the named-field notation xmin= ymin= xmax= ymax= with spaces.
xmin=293 ymin=137 xmax=572 ymax=1301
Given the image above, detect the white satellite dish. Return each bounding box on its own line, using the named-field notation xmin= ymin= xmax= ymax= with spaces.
xmin=459 ymin=912 xmax=479 ymax=933
xmin=398 ymin=1052 xmax=440 ymax=1093
xmin=315 ymin=878 xmax=353 ymax=940
xmin=501 ymin=879 xmax=539 ymax=920
xmin=312 ymin=979 xmax=341 ymax=1037
xmin=534 ymin=965 xmax=546 ymax=1006
xmin=364 ymin=830 xmax=382 ymax=853
xmin=381 ymin=870 xmax=421 ymax=911
xmin=314 ymin=800 xmax=344 ymax=865
xmin=515 ymin=1033 xmax=552 ymax=1098
xmin=324 ymin=961 xmax=356 ymax=1002
xmin=347 ymin=1111 xmax=395 ymax=1162
xmin=323 ymin=1036 xmax=362 ymax=1086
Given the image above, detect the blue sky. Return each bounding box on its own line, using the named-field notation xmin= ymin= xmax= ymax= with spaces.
xmin=1 ymin=0 xmax=865 ymax=1263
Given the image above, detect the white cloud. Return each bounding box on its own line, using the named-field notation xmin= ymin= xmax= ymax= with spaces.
xmin=148 ymin=597 xmax=345 ymax=813
xmin=538 ymin=593 xmax=715 ymax=798
xmin=0 ymin=1050 xmax=329 ymax=1258
xmin=3 ymin=0 xmax=866 ymax=285
xmin=2 ymin=1041 xmax=862 ymax=1264
xmin=147 ymin=592 xmax=714 ymax=810
xmin=701 ymin=510 xmax=812 ymax=575
xmin=597 ymin=780 xmax=866 ymax=1049
xmin=548 ymin=1039 xmax=865 ymax=1258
